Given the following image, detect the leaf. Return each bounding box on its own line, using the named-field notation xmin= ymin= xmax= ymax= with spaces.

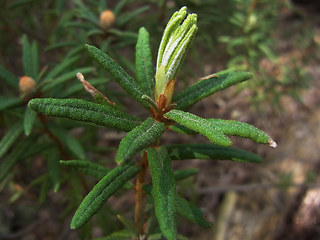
xmin=166 ymin=143 xmax=262 ymax=163
xmin=116 ymin=118 xmax=166 ymax=165
xmin=173 ymin=71 xmax=252 ymax=110
xmin=117 ymin=6 xmax=149 ymax=27
xmin=208 ymin=119 xmax=277 ymax=147
xmin=23 ymin=106 xmax=37 ymax=135
xmin=0 ymin=122 xmax=23 ymax=159
xmin=70 ymin=163 xmax=141 ymax=229
xmin=0 ymin=64 xmax=19 ymax=88
xmin=165 ymin=110 xmax=231 ymax=146
xmin=147 ymin=147 xmax=177 ymax=240
xmin=60 ymin=160 xmax=109 ymax=179
xmin=136 ymin=27 xmax=154 ymax=98
xmin=176 ymin=194 xmax=212 ymax=228
xmin=93 ymin=229 xmax=135 ymax=240
xmin=168 ymin=124 xmax=197 ymax=135
xmin=0 ymin=136 xmax=35 ymax=182
xmin=174 ymin=168 xmax=198 ymax=182
xmin=22 ymin=35 xmax=38 ymax=79
xmin=43 ymin=56 xmax=79 ymax=81
xmin=47 ymin=124 xmax=86 ymax=160
xmin=85 ymin=44 xmax=148 ymax=109
xmin=42 ymin=67 xmax=93 ymax=92
xmin=0 ymin=96 xmax=22 ymax=111
xmin=47 ymin=150 xmax=60 ymax=192
xmin=28 ymin=98 xmax=140 ymax=132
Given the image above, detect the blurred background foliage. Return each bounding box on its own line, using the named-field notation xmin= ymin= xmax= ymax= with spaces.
xmin=1 ymin=0 xmax=319 ymax=239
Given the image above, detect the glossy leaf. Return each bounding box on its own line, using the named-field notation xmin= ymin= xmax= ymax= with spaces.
xmin=70 ymin=163 xmax=141 ymax=229
xmin=136 ymin=27 xmax=154 ymax=98
xmin=0 ymin=64 xmax=19 ymax=87
xmin=209 ymin=119 xmax=277 ymax=147
xmin=116 ymin=118 xmax=166 ymax=165
xmin=147 ymin=147 xmax=177 ymax=240
xmin=0 ymin=122 xmax=23 ymax=159
xmin=165 ymin=110 xmax=231 ymax=146
xmin=60 ymin=160 xmax=109 ymax=179
xmin=173 ymin=71 xmax=252 ymax=110
xmin=23 ymin=106 xmax=37 ymax=135
xmin=85 ymin=44 xmax=148 ymax=109
xmin=176 ymin=194 xmax=212 ymax=228
xmin=28 ymin=98 xmax=140 ymax=132
xmin=166 ymin=143 xmax=262 ymax=163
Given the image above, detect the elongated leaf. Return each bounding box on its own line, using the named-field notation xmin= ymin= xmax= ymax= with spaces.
xmin=165 ymin=110 xmax=231 ymax=146
xmin=23 ymin=106 xmax=37 ymax=135
xmin=173 ymin=71 xmax=252 ymax=110
xmin=28 ymin=98 xmax=140 ymax=132
xmin=42 ymin=67 xmax=93 ymax=91
xmin=117 ymin=6 xmax=149 ymax=27
xmin=70 ymin=163 xmax=141 ymax=229
xmin=136 ymin=27 xmax=154 ymax=98
xmin=176 ymin=194 xmax=212 ymax=228
xmin=85 ymin=44 xmax=148 ymax=109
xmin=166 ymin=143 xmax=262 ymax=163
xmin=93 ymin=229 xmax=134 ymax=240
xmin=43 ymin=56 xmax=79 ymax=81
xmin=147 ymin=147 xmax=177 ymax=240
xmin=22 ymin=35 xmax=38 ymax=79
xmin=0 ymin=136 xmax=35 ymax=182
xmin=0 ymin=64 xmax=19 ymax=87
xmin=116 ymin=118 xmax=166 ymax=165
xmin=47 ymin=150 xmax=60 ymax=192
xmin=169 ymin=124 xmax=197 ymax=135
xmin=47 ymin=124 xmax=86 ymax=160
xmin=0 ymin=122 xmax=23 ymax=159
xmin=208 ymin=119 xmax=277 ymax=147
xmin=174 ymin=168 xmax=198 ymax=182
xmin=60 ymin=160 xmax=109 ymax=179
xmin=0 ymin=97 xmax=22 ymax=111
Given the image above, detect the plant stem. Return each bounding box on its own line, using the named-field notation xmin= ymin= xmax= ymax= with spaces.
xmin=134 ymin=151 xmax=148 ymax=235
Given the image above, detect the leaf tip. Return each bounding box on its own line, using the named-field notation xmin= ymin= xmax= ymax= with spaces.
xmin=268 ymin=138 xmax=277 ymax=148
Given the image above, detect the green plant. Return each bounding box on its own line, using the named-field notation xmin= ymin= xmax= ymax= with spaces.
xmin=28 ymin=6 xmax=276 ymax=240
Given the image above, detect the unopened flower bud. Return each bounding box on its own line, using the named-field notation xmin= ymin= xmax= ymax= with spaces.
xmin=100 ymin=10 xmax=115 ymax=31
xmin=19 ymin=76 xmax=36 ymax=94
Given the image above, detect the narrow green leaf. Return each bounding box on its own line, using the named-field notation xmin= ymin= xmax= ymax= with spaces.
xmin=0 ymin=97 xmax=22 ymax=111
xmin=116 ymin=118 xmax=166 ymax=165
xmin=174 ymin=168 xmax=198 ymax=182
xmin=47 ymin=150 xmax=60 ymax=192
xmin=165 ymin=110 xmax=231 ymax=146
xmin=209 ymin=119 xmax=277 ymax=147
xmin=31 ymin=41 xmax=39 ymax=80
xmin=70 ymin=164 xmax=141 ymax=229
xmin=93 ymin=229 xmax=135 ymax=240
xmin=60 ymin=160 xmax=109 ymax=179
xmin=48 ymin=124 xmax=86 ymax=160
xmin=85 ymin=44 xmax=148 ymax=109
xmin=117 ymin=6 xmax=149 ymax=27
xmin=0 ymin=136 xmax=35 ymax=182
xmin=0 ymin=64 xmax=19 ymax=88
xmin=166 ymin=143 xmax=262 ymax=163
xmin=42 ymin=67 xmax=93 ymax=92
xmin=173 ymin=71 xmax=252 ymax=110
xmin=22 ymin=35 xmax=38 ymax=79
xmin=0 ymin=122 xmax=23 ymax=159
xmin=169 ymin=124 xmax=197 ymax=135
xmin=28 ymin=98 xmax=140 ymax=132
xmin=43 ymin=56 xmax=79 ymax=81
xmin=136 ymin=27 xmax=154 ymax=98
xmin=147 ymin=147 xmax=177 ymax=240
xmin=176 ymin=194 xmax=212 ymax=228
xmin=23 ymin=106 xmax=37 ymax=135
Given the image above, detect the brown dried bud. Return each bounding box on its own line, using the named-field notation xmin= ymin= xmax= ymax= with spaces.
xmin=100 ymin=10 xmax=115 ymax=31
xmin=19 ymin=76 xmax=36 ymax=94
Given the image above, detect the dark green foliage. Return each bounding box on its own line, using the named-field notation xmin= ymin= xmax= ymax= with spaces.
xmin=147 ymin=147 xmax=177 ymax=240
xmin=0 ymin=122 xmax=23 ymax=159
xmin=22 ymin=35 xmax=39 ymax=79
xmin=174 ymin=168 xmax=198 ymax=182
xmin=166 ymin=143 xmax=262 ymax=163
xmin=60 ymin=160 xmax=109 ymax=179
xmin=176 ymin=194 xmax=212 ymax=228
xmin=173 ymin=71 xmax=252 ymax=110
xmin=0 ymin=97 xmax=22 ymax=111
xmin=116 ymin=118 xmax=166 ymax=164
xmin=85 ymin=44 xmax=149 ymax=109
xmin=23 ymin=106 xmax=37 ymax=136
xmin=28 ymin=98 xmax=140 ymax=132
xmin=70 ymin=163 xmax=141 ymax=229
xmin=165 ymin=110 xmax=231 ymax=146
xmin=0 ymin=64 xmax=19 ymax=87
xmin=136 ymin=27 xmax=155 ymax=98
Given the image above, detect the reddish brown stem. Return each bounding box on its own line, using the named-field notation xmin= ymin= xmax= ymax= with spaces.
xmin=134 ymin=151 xmax=149 ymax=235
